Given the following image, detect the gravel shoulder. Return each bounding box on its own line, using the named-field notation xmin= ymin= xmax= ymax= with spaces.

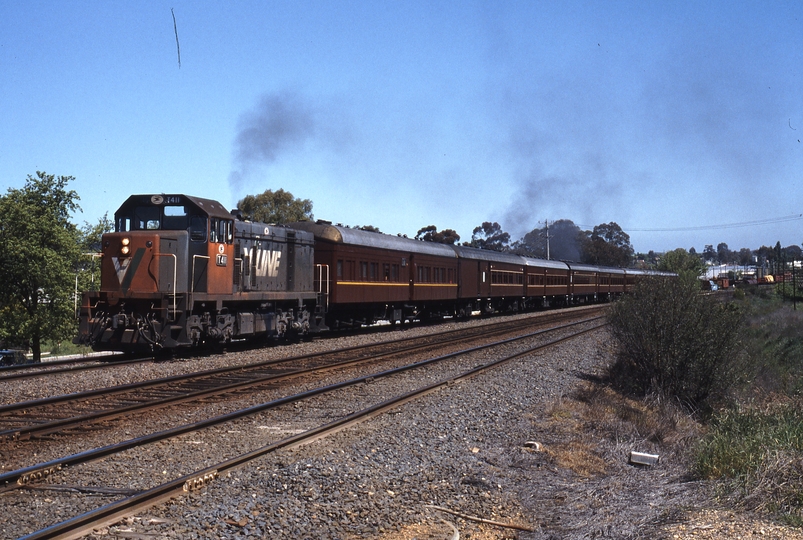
xmin=6 ymin=316 xmax=803 ymax=539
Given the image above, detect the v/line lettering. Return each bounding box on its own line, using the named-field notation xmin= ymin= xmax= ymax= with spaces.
xmin=252 ymin=248 xmax=282 ymax=278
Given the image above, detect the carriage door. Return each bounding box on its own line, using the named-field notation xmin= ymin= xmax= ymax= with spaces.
xmin=407 ymin=254 xmax=415 ymax=301
xmin=478 ymin=260 xmax=490 ymax=297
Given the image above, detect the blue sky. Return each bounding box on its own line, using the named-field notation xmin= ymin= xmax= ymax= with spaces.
xmin=1 ymin=1 xmax=801 ymax=254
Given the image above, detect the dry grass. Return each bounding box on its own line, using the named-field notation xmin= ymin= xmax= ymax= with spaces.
xmin=541 ymin=382 xmax=702 ymax=479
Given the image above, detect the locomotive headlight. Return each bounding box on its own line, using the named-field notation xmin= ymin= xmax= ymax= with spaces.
xmin=121 ymin=237 xmax=131 ymax=255
xmin=121 ymin=238 xmax=130 ymax=246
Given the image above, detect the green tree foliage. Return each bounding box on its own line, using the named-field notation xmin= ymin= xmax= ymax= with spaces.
xmin=607 ymin=276 xmax=744 ymax=409
xmin=737 ymin=247 xmax=754 ymax=266
xmin=415 ymin=225 xmax=460 ymax=244
xmin=783 ymin=244 xmax=802 ymax=260
xmin=0 ymin=172 xmax=82 ymax=361
xmin=658 ymin=247 xmax=707 ymax=285
xmin=236 ymin=188 xmax=313 ymax=224
xmin=755 ymin=245 xmax=775 ymax=263
xmin=717 ymin=242 xmax=732 ymax=264
xmin=581 ymin=222 xmax=634 ymax=267
xmin=77 ymin=213 xmax=113 ymax=293
xmin=467 ymin=222 xmax=510 ymax=251
xmin=512 ymin=219 xmax=582 ymax=261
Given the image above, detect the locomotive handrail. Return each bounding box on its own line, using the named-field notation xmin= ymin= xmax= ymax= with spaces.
xmin=151 ymin=253 xmax=177 ymax=318
xmin=315 ymin=264 xmax=330 ymax=310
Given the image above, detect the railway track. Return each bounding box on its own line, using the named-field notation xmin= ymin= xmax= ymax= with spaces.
xmin=0 ymin=308 xmax=602 ymax=386
xmin=0 ymin=307 xmax=602 ymax=442
xmin=4 ymin=309 xmax=605 ymax=539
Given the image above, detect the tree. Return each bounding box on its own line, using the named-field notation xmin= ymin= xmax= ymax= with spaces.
xmin=512 ymin=219 xmax=582 ymax=261
xmin=737 ymin=248 xmax=753 ymax=266
xmin=783 ymin=245 xmax=802 ymax=260
xmin=716 ymin=243 xmax=732 ymax=264
xmin=466 ymin=222 xmax=510 ymax=251
xmin=658 ymin=248 xmax=707 ymax=286
xmin=581 ymin=222 xmax=634 ymax=267
xmin=415 ymin=225 xmax=460 ymax=244
xmin=77 ymin=214 xmax=113 ymax=293
xmin=703 ymin=244 xmax=717 ymax=263
xmin=0 ymin=172 xmax=82 ymax=361
xmin=236 ymin=188 xmax=313 ymax=224
xmin=755 ymin=245 xmax=776 ymax=263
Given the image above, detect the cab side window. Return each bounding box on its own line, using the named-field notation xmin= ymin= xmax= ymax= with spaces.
xmin=190 ymin=215 xmax=207 ymax=242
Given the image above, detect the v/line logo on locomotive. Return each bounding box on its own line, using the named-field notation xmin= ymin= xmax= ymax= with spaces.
xmin=112 ymin=257 xmax=131 ymax=284
xmin=249 ymin=247 xmax=282 ymax=278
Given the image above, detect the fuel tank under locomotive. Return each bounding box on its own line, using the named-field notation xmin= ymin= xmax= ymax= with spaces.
xmin=75 ymin=194 xmax=324 ymax=353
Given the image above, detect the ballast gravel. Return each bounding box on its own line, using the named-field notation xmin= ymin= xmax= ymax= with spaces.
xmin=3 ymin=311 xmax=800 ymax=539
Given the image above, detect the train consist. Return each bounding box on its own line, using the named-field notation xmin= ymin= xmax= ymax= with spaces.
xmin=75 ymin=194 xmax=671 ymax=353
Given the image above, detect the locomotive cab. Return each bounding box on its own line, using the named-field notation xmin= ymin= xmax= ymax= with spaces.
xmin=109 ymin=194 xmax=235 ymax=297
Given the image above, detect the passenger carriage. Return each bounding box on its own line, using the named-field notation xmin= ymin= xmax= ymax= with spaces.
xmin=289 ymin=221 xmax=458 ymax=327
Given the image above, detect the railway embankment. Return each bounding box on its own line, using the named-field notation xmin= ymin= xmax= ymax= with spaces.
xmin=2 ymin=308 xmax=802 ymax=539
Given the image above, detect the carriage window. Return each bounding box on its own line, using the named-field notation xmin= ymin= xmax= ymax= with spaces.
xmin=189 ymin=215 xmax=207 ymax=242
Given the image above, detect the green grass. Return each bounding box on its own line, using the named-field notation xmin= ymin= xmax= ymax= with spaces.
xmin=695 ymin=406 xmax=803 ymax=479
xmin=692 ymin=296 xmax=803 ymax=524
xmin=40 ymin=339 xmax=95 ymax=359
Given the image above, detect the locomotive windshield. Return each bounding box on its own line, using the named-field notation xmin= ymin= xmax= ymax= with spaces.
xmin=113 ymin=195 xmax=233 ymax=244
xmin=116 ymin=204 xmax=206 ymax=240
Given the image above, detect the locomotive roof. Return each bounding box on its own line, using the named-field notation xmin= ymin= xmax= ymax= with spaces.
xmin=117 ymin=194 xmax=233 ymax=220
xmin=288 ymin=222 xmax=458 ymax=258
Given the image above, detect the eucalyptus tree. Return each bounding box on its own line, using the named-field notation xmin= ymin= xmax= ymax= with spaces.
xmin=236 ymin=188 xmax=313 ymax=224
xmin=0 ymin=172 xmax=82 ymax=360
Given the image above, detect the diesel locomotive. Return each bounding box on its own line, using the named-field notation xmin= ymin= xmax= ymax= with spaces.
xmin=75 ymin=194 xmax=667 ymax=353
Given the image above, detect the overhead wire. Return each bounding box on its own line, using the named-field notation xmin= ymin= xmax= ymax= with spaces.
xmin=577 ymin=214 xmax=803 ymax=233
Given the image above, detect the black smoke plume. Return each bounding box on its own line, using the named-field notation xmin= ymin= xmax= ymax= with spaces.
xmin=229 ymin=91 xmax=316 ymax=191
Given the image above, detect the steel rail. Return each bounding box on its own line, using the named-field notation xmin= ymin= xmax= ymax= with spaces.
xmin=0 ymin=310 xmax=598 ymax=440
xmin=0 ymin=305 xmax=603 ymax=384
xmin=18 ymin=321 xmax=604 ymax=540
xmin=1 ymin=316 xmax=603 ymax=491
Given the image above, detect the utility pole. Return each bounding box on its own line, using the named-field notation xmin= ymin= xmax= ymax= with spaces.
xmin=545 ymin=220 xmax=550 ymax=261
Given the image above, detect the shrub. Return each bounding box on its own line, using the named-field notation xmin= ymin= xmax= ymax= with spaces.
xmin=607 ymin=276 xmax=745 ymax=410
